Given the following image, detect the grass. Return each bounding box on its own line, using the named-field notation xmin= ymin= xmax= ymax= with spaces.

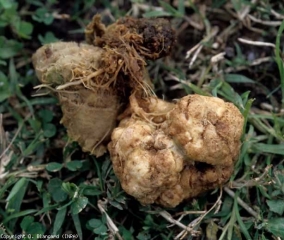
xmin=1 ymin=0 xmax=284 ymax=239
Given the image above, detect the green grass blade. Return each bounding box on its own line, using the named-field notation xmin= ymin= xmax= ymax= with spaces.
xmin=177 ymin=0 xmax=185 ymax=16
xmin=251 ymin=143 xmax=284 ymax=155
xmin=5 ymin=178 xmax=29 ymax=229
xmin=6 ymin=178 xmax=27 ymax=201
xmin=234 ymin=194 xmax=252 ymax=240
xmin=143 ymin=10 xmax=172 ymax=18
xmin=275 ymin=20 xmax=284 ymax=106
xmin=0 ymin=177 xmax=17 ymax=199
xmin=3 ymin=209 xmax=37 ymax=224
xmin=94 ymin=159 xmax=104 ymax=191
xmin=72 ymin=213 xmax=83 ymax=240
xmin=34 ymin=204 xmax=60 ymax=216
xmin=52 ymin=207 xmax=67 ymax=235
xmin=225 ymin=74 xmax=256 ymax=83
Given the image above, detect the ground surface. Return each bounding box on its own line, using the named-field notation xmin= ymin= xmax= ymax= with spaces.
xmin=1 ymin=0 xmax=284 ymax=239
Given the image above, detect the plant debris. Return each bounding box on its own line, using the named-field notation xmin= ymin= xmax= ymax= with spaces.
xmin=85 ymin=15 xmax=175 ymax=60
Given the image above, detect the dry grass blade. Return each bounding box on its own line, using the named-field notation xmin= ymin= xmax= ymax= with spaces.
xmin=159 ymin=211 xmax=200 ymax=236
xmin=270 ymin=9 xmax=284 ymax=19
xmin=0 ymin=114 xmax=29 ymax=161
xmin=248 ymin=14 xmax=283 ymax=26
xmin=238 ymin=38 xmax=275 ymax=48
xmin=186 ymin=27 xmax=219 ymax=68
xmin=0 ymin=114 xmax=6 ymax=155
xmin=0 ymin=114 xmax=10 ymax=179
xmin=175 ymin=188 xmax=223 ymax=239
xmin=224 ymin=57 xmax=272 ymax=73
xmin=97 ymin=199 xmax=123 ymax=240
xmin=237 ymin=0 xmax=257 ymax=20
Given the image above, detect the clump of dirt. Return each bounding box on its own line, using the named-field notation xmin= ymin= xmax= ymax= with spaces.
xmin=85 ymin=15 xmax=175 ymax=94
xmin=86 ymin=15 xmax=175 ymax=60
